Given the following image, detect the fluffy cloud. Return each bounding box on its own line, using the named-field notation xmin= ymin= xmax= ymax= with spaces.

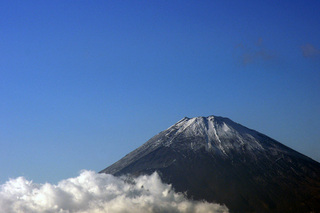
xmin=0 ymin=170 xmax=228 ymax=213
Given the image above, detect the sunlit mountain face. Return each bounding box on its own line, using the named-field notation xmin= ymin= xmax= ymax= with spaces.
xmin=101 ymin=115 xmax=320 ymax=212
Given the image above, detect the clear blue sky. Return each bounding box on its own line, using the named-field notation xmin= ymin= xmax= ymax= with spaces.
xmin=1 ymin=0 xmax=319 ymax=183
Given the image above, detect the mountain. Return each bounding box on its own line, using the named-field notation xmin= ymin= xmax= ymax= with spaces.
xmin=100 ymin=116 xmax=320 ymax=212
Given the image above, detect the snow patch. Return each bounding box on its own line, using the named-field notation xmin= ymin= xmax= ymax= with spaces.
xmin=222 ymin=123 xmax=230 ymax=132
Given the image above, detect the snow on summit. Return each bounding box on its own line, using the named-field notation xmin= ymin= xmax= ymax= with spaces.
xmin=161 ymin=115 xmax=266 ymax=155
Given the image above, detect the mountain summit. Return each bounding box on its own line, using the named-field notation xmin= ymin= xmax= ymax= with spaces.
xmin=100 ymin=115 xmax=320 ymax=212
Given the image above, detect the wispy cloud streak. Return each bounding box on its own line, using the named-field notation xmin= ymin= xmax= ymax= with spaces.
xmin=301 ymin=43 xmax=320 ymax=58
xmin=235 ymin=38 xmax=275 ymax=65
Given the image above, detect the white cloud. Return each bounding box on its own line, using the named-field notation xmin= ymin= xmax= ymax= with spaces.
xmin=0 ymin=170 xmax=228 ymax=213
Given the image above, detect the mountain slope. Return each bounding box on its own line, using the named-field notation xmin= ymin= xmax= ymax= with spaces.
xmin=100 ymin=116 xmax=320 ymax=212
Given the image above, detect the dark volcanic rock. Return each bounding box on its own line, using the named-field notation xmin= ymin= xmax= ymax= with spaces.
xmin=100 ymin=116 xmax=320 ymax=212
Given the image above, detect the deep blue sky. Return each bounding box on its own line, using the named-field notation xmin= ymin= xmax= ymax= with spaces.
xmin=1 ymin=0 xmax=319 ymax=183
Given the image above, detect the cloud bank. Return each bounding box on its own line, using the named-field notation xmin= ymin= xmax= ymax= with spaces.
xmin=0 ymin=170 xmax=228 ymax=213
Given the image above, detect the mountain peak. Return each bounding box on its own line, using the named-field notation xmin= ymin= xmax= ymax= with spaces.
xmin=164 ymin=115 xmax=262 ymax=155
xmin=100 ymin=115 xmax=320 ymax=212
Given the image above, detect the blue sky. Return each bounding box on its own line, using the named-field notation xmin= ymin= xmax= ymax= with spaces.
xmin=1 ymin=0 xmax=319 ymax=183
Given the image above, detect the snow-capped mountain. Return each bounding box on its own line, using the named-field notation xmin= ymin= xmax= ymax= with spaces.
xmin=100 ymin=116 xmax=320 ymax=212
